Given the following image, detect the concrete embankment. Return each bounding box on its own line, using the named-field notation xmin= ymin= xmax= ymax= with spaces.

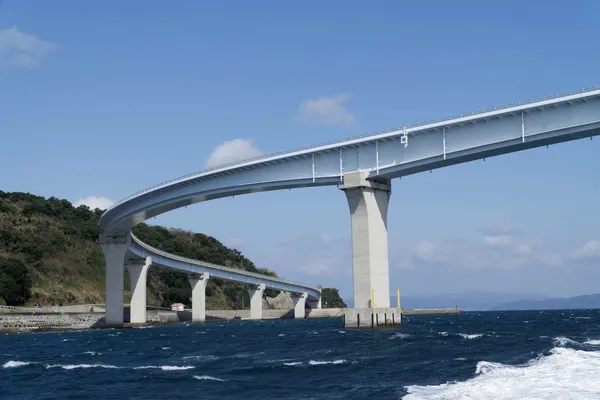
xmin=0 ymin=307 xmax=455 ymax=333
xmin=0 ymin=307 xmax=346 ymax=333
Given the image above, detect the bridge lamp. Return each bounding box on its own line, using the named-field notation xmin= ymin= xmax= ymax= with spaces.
xmin=400 ymin=124 xmax=408 ymax=148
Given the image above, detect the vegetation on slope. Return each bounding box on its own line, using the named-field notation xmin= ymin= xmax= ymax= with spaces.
xmin=0 ymin=191 xmax=345 ymax=310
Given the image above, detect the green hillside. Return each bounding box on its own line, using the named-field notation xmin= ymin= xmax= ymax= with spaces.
xmin=0 ymin=191 xmax=344 ymax=309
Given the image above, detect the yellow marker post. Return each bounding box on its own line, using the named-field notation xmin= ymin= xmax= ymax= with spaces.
xmin=397 ymin=289 xmax=401 ymax=309
xmin=371 ymin=289 xmax=376 ymax=308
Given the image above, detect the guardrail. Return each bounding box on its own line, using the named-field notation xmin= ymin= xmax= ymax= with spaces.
xmin=0 ymin=304 xmax=106 ymax=313
xmin=104 ymin=86 xmax=600 ymax=211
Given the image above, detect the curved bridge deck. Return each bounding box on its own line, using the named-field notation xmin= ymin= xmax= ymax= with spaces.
xmin=99 ymin=85 xmax=600 ymax=326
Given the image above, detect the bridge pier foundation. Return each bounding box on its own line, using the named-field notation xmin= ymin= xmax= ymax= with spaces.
xmin=100 ymin=235 xmax=130 ymax=327
xmin=247 ymin=284 xmax=265 ymax=320
xmin=189 ymin=273 xmax=210 ymax=323
xmin=126 ymin=257 xmax=152 ymax=324
xmin=291 ymin=292 xmax=308 ymax=319
xmin=342 ymin=172 xmax=391 ymax=309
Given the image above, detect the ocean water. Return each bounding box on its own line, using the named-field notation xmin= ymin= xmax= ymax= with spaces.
xmin=2 ymin=310 xmax=600 ymax=400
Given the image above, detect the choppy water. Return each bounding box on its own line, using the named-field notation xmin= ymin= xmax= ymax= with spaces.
xmin=2 ymin=310 xmax=600 ymax=399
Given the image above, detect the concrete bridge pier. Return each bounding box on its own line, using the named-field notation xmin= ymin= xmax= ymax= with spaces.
xmin=99 ymin=235 xmax=130 ymax=327
xmin=291 ymin=292 xmax=308 ymax=319
xmin=126 ymin=256 xmax=152 ymax=324
xmin=342 ymin=171 xmax=391 ymax=309
xmin=247 ymin=284 xmax=265 ymax=320
xmin=308 ymin=297 xmax=322 ymax=309
xmin=189 ymin=273 xmax=210 ymax=323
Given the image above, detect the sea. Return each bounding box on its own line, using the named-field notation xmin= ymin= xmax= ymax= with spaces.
xmin=2 ymin=310 xmax=600 ymax=400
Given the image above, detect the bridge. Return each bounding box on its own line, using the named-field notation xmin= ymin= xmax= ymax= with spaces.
xmin=99 ymin=85 xmax=600 ymax=327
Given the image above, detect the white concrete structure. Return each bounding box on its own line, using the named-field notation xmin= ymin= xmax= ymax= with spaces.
xmin=342 ymin=172 xmax=391 ymax=309
xmin=100 ymin=235 xmax=130 ymax=326
xmin=248 ymin=284 xmax=265 ymax=320
xmin=126 ymin=256 xmax=152 ymax=324
xmin=98 ymin=86 xmax=600 ymax=327
xmin=292 ymin=292 xmax=308 ymax=319
xmin=188 ymin=273 xmax=209 ymax=323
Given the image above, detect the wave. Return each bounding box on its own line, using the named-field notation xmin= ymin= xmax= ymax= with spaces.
xmin=554 ymin=336 xmax=582 ymax=347
xmin=46 ymin=364 xmax=119 ymax=370
xmin=459 ymin=333 xmax=484 ymax=340
xmin=308 ymin=359 xmax=346 ymax=365
xmin=585 ymin=340 xmax=600 ymax=346
xmin=193 ymin=375 xmax=226 ymax=382
xmin=3 ymin=361 xmax=32 ymax=368
xmin=83 ymin=351 xmax=102 ymax=356
xmin=390 ymin=332 xmax=410 ymax=339
xmin=134 ymin=366 xmax=194 ymax=371
xmin=403 ymin=347 xmax=600 ymax=399
xmin=283 ymin=361 xmax=303 ymax=366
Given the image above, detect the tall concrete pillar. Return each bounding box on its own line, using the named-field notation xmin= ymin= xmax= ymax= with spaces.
xmin=188 ymin=273 xmax=210 ymax=323
xmin=247 ymin=284 xmax=265 ymax=320
xmin=292 ymin=292 xmax=308 ymax=319
xmin=342 ymin=171 xmax=391 ymax=309
xmin=126 ymin=257 xmax=152 ymax=324
xmin=308 ymin=297 xmax=322 ymax=309
xmin=99 ymin=235 xmax=130 ymax=326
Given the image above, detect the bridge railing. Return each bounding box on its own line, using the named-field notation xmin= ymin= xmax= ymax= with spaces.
xmin=106 ymin=85 xmax=600 ymax=210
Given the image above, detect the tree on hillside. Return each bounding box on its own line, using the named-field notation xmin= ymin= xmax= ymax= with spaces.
xmin=0 ymin=256 xmax=32 ymax=306
xmin=321 ymin=288 xmax=347 ymax=308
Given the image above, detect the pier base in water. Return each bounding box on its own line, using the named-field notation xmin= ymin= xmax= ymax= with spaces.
xmin=343 ymin=308 xmax=402 ymax=329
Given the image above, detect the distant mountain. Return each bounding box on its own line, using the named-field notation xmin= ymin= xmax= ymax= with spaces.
xmin=493 ymin=293 xmax=600 ymax=311
xmin=393 ymin=291 xmax=551 ymax=311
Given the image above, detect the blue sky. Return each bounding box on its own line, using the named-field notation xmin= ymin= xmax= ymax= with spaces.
xmin=2 ymin=1 xmax=600 ymax=301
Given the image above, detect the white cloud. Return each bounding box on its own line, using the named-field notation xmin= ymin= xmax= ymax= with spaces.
xmin=571 ymin=240 xmax=600 ymax=261
xmin=74 ymin=196 xmax=114 ymax=210
xmin=0 ymin=26 xmax=58 ymax=68
xmin=414 ymin=241 xmax=448 ymax=262
xmin=300 ymin=261 xmax=333 ymax=276
xmin=295 ymin=93 xmax=356 ymax=126
xmin=205 ymin=139 xmax=263 ymax=168
xmin=482 ymin=234 xmax=512 ymax=248
xmin=514 ymin=244 xmax=533 ymax=256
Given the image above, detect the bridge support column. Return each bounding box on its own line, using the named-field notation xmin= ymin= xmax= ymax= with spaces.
xmin=342 ymin=171 xmax=391 ymax=309
xmin=308 ymin=297 xmax=322 ymax=309
xmin=126 ymin=257 xmax=152 ymax=324
xmin=189 ymin=273 xmax=210 ymax=323
xmin=292 ymin=292 xmax=308 ymax=319
xmin=247 ymin=284 xmax=265 ymax=320
xmin=100 ymin=235 xmax=130 ymax=327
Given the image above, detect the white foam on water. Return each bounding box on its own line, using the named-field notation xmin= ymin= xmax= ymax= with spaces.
xmin=338 ymin=331 xmax=346 ymax=334
xmin=134 ymin=365 xmax=195 ymax=371
xmin=584 ymin=340 xmax=600 ymax=346
xmin=46 ymin=363 xmax=119 ymax=370
xmin=283 ymin=361 xmax=303 ymax=366
xmin=553 ymin=336 xmax=581 ymax=347
xmin=459 ymin=333 xmax=484 ymax=340
xmin=3 ymin=361 xmax=32 ymax=368
xmin=194 ymin=375 xmax=226 ymax=382
xmin=278 ymin=334 xmax=285 ymax=337
xmin=83 ymin=351 xmax=102 ymax=356
xmin=576 ymin=317 xmax=591 ymax=320
xmin=308 ymin=359 xmax=346 ymax=366
xmin=390 ymin=333 xmax=410 ymax=339
xmin=438 ymin=332 xmax=449 ymax=336
xmin=162 ymin=347 xmax=171 ymax=350
xmin=454 ymin=358 xmax=467 ymax=361
xmin=403 ymin=347 xmax=600 ymax=400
